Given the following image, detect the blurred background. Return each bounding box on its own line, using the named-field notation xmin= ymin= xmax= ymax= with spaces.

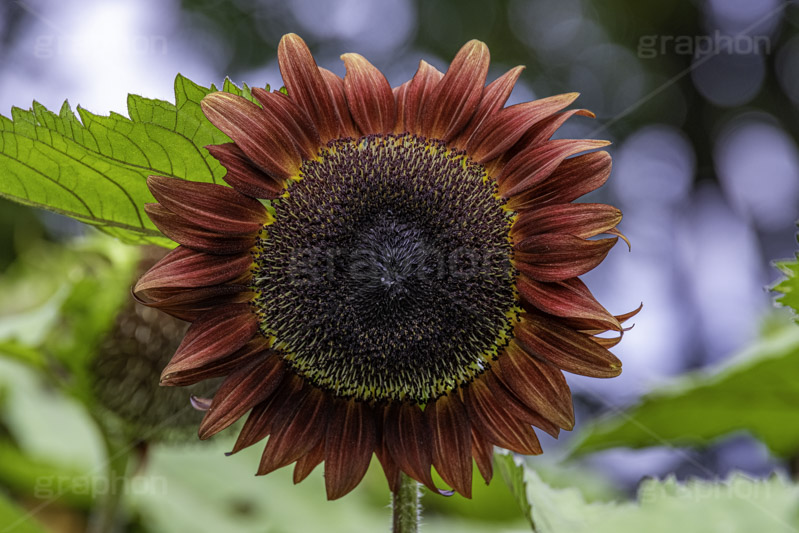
xmin=0 ymin=0 xmax=798 ymax=531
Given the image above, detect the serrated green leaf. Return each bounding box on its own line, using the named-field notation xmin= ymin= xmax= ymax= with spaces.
xmin=773 ymin=248 xmax=799 ymax=319
xmin=571 ymin=325 xmax=799 ymax=457
xmin=0 ymin=75 xmax=257 ymax=246
xmin=495 ymin=451 xmax=535 ymax=528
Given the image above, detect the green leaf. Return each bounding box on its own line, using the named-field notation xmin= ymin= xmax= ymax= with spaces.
xmin=0 ymin=440 xmax=94 ymax=509
xmin=773 ymin=243 xmax=799 ymax=319
xmin=495 ymin=451 xmax=535 ymax=528
xmin=0 ymin=75 xmax=259 ymax=246
xmin=0 ymin=492 xmax=49 ymax=533
xmin=571 ymin=324 xmax=799 ymax=457
xmin=521 ymin=469 xmax=799 ymax=533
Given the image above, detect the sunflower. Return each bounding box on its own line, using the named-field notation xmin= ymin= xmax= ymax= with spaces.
xmin=134 ymin=33 xmax=638 ymax=500
xmin=91 ymin=247 xmax=219 ymax=444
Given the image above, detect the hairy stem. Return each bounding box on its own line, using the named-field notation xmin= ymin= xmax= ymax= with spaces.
xmin=392 ymin=473 xmax=421 ymax=533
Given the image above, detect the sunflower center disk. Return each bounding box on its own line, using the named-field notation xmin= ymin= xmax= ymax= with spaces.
xmin=252 ymin=134 xmax=519 ymax=403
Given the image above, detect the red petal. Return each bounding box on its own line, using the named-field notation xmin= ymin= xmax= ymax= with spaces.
xmin=427 ymin=395 xmax=473 ymax=498
xmin=422 ymin=40 xmax=489 ymax=141
xmin=499 ymin=139 xmax=611 ymax=198
xmin=258 ymin=387 xmax=330 ymax=475
xmin=464 ymin=375 xmax=543 ymax=455
xmin=145 ymin=203 xmax=256 ymax=255
xmin=393 ymin=81 xmax=409 ymax=133
xmin=319 ymin=67 xmax=358 ymax=138
xmin=161 ymin=304 xmax=259 ymax=384
xmin=513 ymin=234 xmax=618 ymax=282
xmin=513 ymin=203 xmax=622 ymax=240
xmin=324 ymin=400 xmax=377 ymax=500
xmin=229 ymin=374 xmax=301 ymax=454
xmin=251 ymin=88 xmax=322 ymax=160
xmin=147 ymin=175 xmax=268 ymax=235
xmin=467 ymin=93 xmax=579 ymax=163
xmin=496 ymin=341 xmax=574 ymax=430
xmin=134 ymin=245 xmax=252 ymax=293
xmin=205 ymin=143 xmax=285 ymax=199
xmin=516 ymin=274 xmax=621 ymax=332
xmin=507 ymin=151 xmax=612 ymax=210
xmin=278 ymin=33 xmax=339 ymax=142
xmin=522 ymin=108 xmax=595 ymax=147
xmin=198 ymin=353 xmax=286 ymax=439
xmin=161 ymin=339 xmax=271 ymax=387
xmin=201 ymin=92 xmax=301 ymax=181
xmin=401 ymin=60 xmax=444 ymax=135
xmin=453 ymin=65 xmax=525 ymax=148
xmin=133 ymin=284 xmax=252 ymax=322
xmin=341 ymin=53 xmax=396 ymax=134
xmin=384 ymin=403 xmax=440 ymax=493
xmin=375 ymin=431 xmax=401 ymax=493
xmin=294 ymin=437 xmax=326 ymax=484
xmin=472 ymin=427 xmax=494 ymax=483
xmin=515 ymin=314 xmax=622 ymax=378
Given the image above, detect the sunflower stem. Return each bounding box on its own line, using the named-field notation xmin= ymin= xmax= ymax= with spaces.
xmin=392 ymin=473 xmax=421 ymax=533
xmin=87 ymin=429 xmax=130 ymax=533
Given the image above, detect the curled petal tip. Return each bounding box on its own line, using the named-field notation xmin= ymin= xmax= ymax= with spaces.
xmin=190 ymin=395 xmax=213 ymax=411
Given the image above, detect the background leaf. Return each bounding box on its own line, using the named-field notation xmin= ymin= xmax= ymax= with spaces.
xmin=0 ymin=76 xmax=264 ymax=246
xmin=571 ymin=324 xmax=799 ymax=457
xmin=774 ymin=239 xmax=799 ymax=319
xmin=523 ymin=468 xmax=799 ymax=533
xmin=495 ymin=451 xmax=535 ymax=529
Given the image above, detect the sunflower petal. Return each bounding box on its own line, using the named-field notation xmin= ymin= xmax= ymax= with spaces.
xmin=278 ymin=33 xmax=339 ymax=142
xmin=198 ymin=354 xmax=286 ymax=439
xmin=515 ymin=314 xmax=622 ymax=378
xmin=375 ymin=434 xmax=401 ymax=493
xmin=514 ymin=234 xmax=618 ymax=282
xmin=161 ymin=339 xmax=271 ymax=387
xmin=341 ymin=53 xmax=396 ymax=134
xmin=467 ymin=93 xmax=579 ymax=163
xmin=161 ymin=304 xmax=257 ymax=383
xmin=145 ymin=203 xmax=256 ymax=255
xmin=205 ymin=143 xmax=285 ymax=199
xmin=464 ymin=376 xmax=542 ymax=455
xmin=134 ymin=246 xmax=252 ymax=293
xmin=499 ymin=139 xmax=611 ymax=198
xmin=294 ymin=437 xmax=326 ymax=484
xmin=427 ymin=395 xmax=473 ymax=498
xmin=513 ymin=203 xmax=622 ymax=240
xmin=507 ymin=151 xmax=612 ymax=210
xmin=453 ymin=65 xmax=525 ymax=147
xmin=147 ymin=175 xmax=268 ymax=234
xmin=133 ymin=284 xmax=252 ymax=322
xmin=258 ymin=387 xmax=330 ymax=475
xmin=251 ymin=88 xmax=322 ymax=159
xmin=422 ymin=40 xmax=489 ymax=140
xmin=522 ymin=108 xmax=595 ymax=147
xmin=229 ymin=375 xmax=302 ymax=454
xmin=471 ymin=427 xmax=494 ymax=483
xmin=319 ymin=67 xmax=358 ymax=138
xmin=516 ymin=274 xmax=622 ymax=332
xmin=384 ymin=403 xmax=440 ymax=493
xmin=324 ymin=399 xmax=377 ymax=500
xmin=401 ymin=60 xmax=444 ymax=135
xmin=496 ymin=341 xmax=574 ymax=430
xmin=202 ymin=92 xmax=302 ymax=180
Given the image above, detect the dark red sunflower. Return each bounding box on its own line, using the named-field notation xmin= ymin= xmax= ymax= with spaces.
xmin=134 ymin=33 xmax=638 ymax=500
